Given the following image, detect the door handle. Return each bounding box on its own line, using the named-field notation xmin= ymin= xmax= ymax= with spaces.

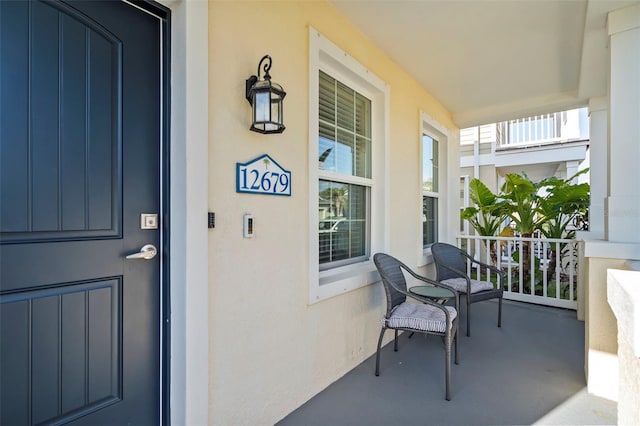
xmin=126 ymin=244 xmax=157 ymax=260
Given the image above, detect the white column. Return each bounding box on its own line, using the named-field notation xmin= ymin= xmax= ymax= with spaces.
xmin=606 ymin=4 xmax=640 ymax=243
xmin=587 ymin=98 xmax=607 ymax=240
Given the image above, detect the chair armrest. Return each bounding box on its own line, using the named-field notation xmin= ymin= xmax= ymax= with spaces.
xmin=402 ymin=264 xmax=461 ymax=298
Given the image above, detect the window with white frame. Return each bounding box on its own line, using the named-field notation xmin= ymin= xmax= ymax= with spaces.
xmin=418 ymin=113 xmax=451 ymax=265
xmin=308 ymin=28 xmax=388 ymax=303
xmin=318 ymin=71 xmax=371 ymax=269
xmin=422 ymin=134 xmax=438 ymax=247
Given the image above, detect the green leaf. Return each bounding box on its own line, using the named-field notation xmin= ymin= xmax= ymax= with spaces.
xmin=460 ymin=206 xmax=479 ymax=220
xmin=469 ymin=178 xmax=496 ymax=207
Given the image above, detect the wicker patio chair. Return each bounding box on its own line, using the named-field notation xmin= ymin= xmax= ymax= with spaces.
xmin=373 ymin=253 xmax=459 ymax=400
xmin=431 ymin=242 xmax=504 ymax=337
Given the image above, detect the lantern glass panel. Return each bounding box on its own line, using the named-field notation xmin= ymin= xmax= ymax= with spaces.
xmin=271 ymin=98 xmax=281 ymax=123
xmin=254 ymin=91 xmax=270 ymax=123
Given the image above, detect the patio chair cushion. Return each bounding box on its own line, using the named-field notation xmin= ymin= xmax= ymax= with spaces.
xmin=442 ymin=277 xmax=494 ymax=294
xmin=384 ymin=302 xmax=456 ymax=333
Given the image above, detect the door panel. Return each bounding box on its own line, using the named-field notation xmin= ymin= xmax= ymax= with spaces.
xmin=2 ymin=280 xmax=121 ymax=425
xmin=0 ymin=1 xmax=166 ymax=424
xmin=1 ymin=0 xmax=121 ymax=241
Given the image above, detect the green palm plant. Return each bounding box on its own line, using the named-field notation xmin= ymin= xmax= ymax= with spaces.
xmin=460 ymin=178 xmax=509 ymax=264
xmin=500 ymin=170 xmax=590 ymax=282
xmin=460 ymin=178 xmax=509 ymax=236
xmin=500 ymin=173 xmax=547 ymax=236
xmin=537 ymin=169 xmax=590 ymax=239
xmin=537 ymin=169 xmax=590 ymax=282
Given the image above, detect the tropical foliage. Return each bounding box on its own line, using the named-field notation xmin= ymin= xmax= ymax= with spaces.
xmin=460 ymin=179 xmax=509 ymax=236
xmin=462 ymin=169 xmax=589 ymax=239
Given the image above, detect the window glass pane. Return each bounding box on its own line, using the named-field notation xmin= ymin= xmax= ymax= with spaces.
xmin=422 ymin=134 xmax=438 ymax=192
xmin=354 ymin=136 xmax=371 ymax=179
xmin=319 ymin=71 xmax=335 ymax=125
xmin=336 ymin=129 xmax=354 ymax=175
xmin=355 ymin=93 xmax=371 ymax=137
xmin=319 ymin=121 xmax=336 ymax=172
xmin=319 ymin=180 xmax=368 ymax=267
xmin=336 ymin=81 xmax=355 ymax=132
xmin=423 ymin=196 xmax=437 ymax=247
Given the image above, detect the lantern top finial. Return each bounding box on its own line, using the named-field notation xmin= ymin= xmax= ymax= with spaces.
xmin=258 ymin=55 xmax=272 ymax=81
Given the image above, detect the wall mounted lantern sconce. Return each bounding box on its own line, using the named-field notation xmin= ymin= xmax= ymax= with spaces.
xmin=245 ymin=55 xmax=286 ymax=134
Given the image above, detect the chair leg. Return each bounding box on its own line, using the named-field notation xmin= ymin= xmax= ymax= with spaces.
xmin=445 ymin=331 xmax=452 ymax=401
xmin=498 ymin=297 xmax=503 ymax=328
xmin=375 ymin=328 xmax=386 ymax=376
xmin=466 ymin=297 xmax=471 ymax=337
xmin=454 ymin=323 xmax=459 ymax=365
xmin=394 ymin=329 xmax=399 ymax=352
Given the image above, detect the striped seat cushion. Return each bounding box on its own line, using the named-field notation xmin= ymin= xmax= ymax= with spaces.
xmin=442 ymin=277 xmax=494 ymax=294
xmin=383 ymin=302 xmax=456 ymax=333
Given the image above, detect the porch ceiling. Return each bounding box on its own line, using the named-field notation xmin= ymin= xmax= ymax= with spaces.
xmin=329 ymin=0 xmax=639 ymax=128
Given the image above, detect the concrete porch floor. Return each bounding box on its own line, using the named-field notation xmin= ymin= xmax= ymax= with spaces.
xmin=278 ymin=300 xmax=617 ymax=425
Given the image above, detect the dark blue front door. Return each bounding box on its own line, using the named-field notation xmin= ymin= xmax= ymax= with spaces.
xmin=0 ymin=1 xmax=166 ymax=424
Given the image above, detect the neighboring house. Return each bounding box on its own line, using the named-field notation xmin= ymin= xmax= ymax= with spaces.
xmin=1 ymin=1 xmax=639 ymax=425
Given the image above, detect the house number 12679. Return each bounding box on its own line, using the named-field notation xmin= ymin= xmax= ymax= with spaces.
xmin=236 ymin=154 xmax=292 ymax=196
xmin=239 ymin=169 xmax=289 ymax=193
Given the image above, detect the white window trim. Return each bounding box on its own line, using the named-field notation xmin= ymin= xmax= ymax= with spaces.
xmin=418 ymin=111 xmax=449 ymax=267
xmin=308 ymin=27 xmax=390 ymax=304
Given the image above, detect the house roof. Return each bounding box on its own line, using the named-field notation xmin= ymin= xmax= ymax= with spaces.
xmin=329 ymin=0 xmax=639 ymax=127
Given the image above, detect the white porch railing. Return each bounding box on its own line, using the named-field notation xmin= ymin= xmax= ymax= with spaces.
xmin=456 ymin=234 xmax=579 ymax=310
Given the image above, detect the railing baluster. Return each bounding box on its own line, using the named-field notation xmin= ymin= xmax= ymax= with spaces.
xmin=530 ymin=238 xmax=535 ymax=295
xmin=485 ymin=241 xmax=491 ymax=283
xmin=519 ymin=240 xmax=524 ymax=295
xmin=507 ymin=239 xmax=512 ymax=293
xmin=555 ymin=241 xmax=561 ymax=299
xmin=569 ymin=241 xmax=575 ymax=301
xmin=542 ymin=238 xmax=548 ymax=298
xmin=519 ymin=118 xmax=523 ymax=143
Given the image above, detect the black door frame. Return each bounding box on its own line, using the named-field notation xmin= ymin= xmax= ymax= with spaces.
xmin=120 ymin=1 xmax=172 ymax=423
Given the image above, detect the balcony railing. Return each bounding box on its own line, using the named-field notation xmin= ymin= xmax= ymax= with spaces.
xmin=496 ymin=112 xmax=564 ymax=148
xmin=456 ymin=234 xmax=580 ymax=310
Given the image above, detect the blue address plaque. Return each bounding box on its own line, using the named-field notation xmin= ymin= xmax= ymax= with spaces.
xmin=236 ymin=154 xmax=292 ymax=196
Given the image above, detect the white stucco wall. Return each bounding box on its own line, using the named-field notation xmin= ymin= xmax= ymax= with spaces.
xmin=208 ymin=1 xmax=458 ymax=423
